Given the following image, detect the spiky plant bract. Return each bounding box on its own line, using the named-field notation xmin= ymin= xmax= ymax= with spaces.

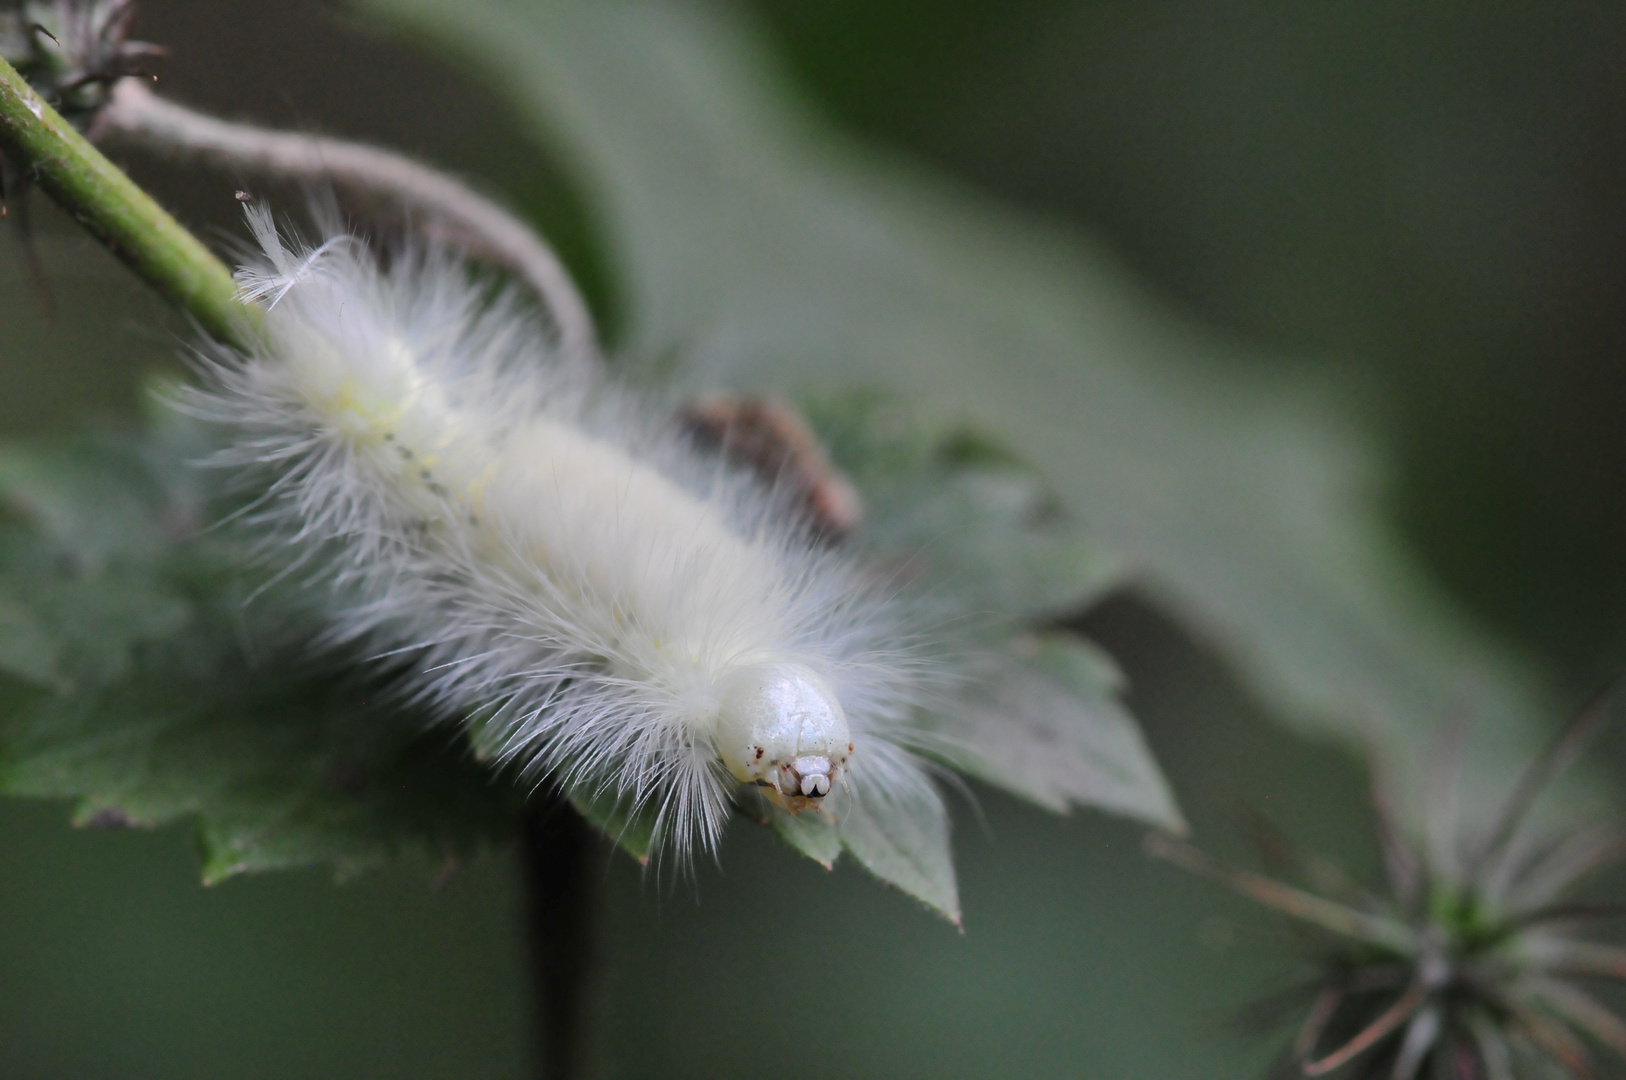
xmin=0 ymin=0 xmax=158 ymax=120
xmin=1149 ymin=694 xmax=1626 ymax=1079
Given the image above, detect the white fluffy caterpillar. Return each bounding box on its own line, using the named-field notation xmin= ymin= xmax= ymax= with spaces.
xmin=180 ymin=208 xmax=941 ymax=861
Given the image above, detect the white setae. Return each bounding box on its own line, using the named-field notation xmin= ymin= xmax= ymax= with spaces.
xmin=176 ymin=208 xmax=943 ymax=862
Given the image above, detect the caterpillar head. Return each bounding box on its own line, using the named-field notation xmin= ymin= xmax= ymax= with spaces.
xmin=715 ymin=663 xmax=852 ymax=815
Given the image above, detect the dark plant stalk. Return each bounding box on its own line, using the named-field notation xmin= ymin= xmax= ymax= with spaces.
xmin=522 ymin=793 xmax=603 ymax=1080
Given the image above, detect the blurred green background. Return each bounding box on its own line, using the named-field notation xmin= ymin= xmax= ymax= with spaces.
xmin=2 ymin=1 xmax=1622 ymax=1076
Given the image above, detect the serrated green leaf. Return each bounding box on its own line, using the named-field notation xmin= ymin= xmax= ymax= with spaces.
xmin=807 ymin=393 xmax=1126 ymax=621
xmin=800 ymin=394 xmax=1182 ymax=847
xmin=837 ymin=746 xmax=959 ymax=923
xmin=0 ymin=439 xmax=518 ymax=882
xmin=366 ymin=0 xmax=1559 ymax=814
xmin=807 ymin=393 xmax=1182 ymax=834
xmin=568 ymin=787 xmax=658 ymax=864
xmin=0 ymin=586 xmax=61 ymax=687
xmin=772 ymin=808 xmax=843 ymax=869
xmin=932 ymin=634 xmax=1184 ymax=831
xmin=0 ymin=441 xmax=171 ymax=566
xmin=733 ymin=785 xmax=843 ymax=869
xmin=36 ymin=570 xmax=193 ymax=689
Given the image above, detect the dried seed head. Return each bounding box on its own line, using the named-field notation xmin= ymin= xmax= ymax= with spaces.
xmin=0 ymin=0 xmax=161 ymax=121
xmin=1151 ymin=692 xmax=1626 ymax=1080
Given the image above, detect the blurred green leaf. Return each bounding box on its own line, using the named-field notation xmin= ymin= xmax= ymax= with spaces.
xmin=839 ymin=746 xmax=960 ymax=922
xmin=567 ymin=787 xmax=657 ymax=864
xmin=770 ymin=803 xmax=843 ymax=869
xmin=808 ymin=393 xmax=1126 ymax=622
xmin=366 ymin=0 xmax=1562 ymax=814
xmin=0 ymin=587 xmax=62 ymax=687
xmin=751 ymin=391 xmax=1183 ymax=902
xmin=736 ymin=786 xmax=844 ymax=869
xmin=684 ymin=387 xmax=1184 ymax=904
xmin=0 ymin=438 xmax=517 ymax=882
xmin=0 ymin=440 xmax=172 ymax=565
xmin=0 ymin=393 xmax=1166 ymax=911
xmin=806 ymin=392 xmax=1182 ymax=834
xmin=935 ymin=634 xmax=1183 ymax=829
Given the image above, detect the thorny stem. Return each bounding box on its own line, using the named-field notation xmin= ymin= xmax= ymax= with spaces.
xmin=97 ymin=79 xmax=599 ymax=361
xmin=523 ymin=793 xmax=603 ymax=1080
xmin=0 ymin=57 xmax=253 ymax=345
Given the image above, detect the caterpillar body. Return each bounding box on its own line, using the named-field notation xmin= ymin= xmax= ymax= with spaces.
xmin=181 ymin=209 xmax=940 ymax=860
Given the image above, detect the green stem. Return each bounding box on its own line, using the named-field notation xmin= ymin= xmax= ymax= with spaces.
xmin=0 ymin=61 xmax=255 ymax=346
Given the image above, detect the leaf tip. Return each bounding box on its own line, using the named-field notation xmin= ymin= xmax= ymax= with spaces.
xmin=199 ymin=863 xmax=245 ymax=887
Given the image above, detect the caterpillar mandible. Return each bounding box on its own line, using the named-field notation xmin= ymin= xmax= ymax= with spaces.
xmin=178 ymin=207 xmax=940 ymax=862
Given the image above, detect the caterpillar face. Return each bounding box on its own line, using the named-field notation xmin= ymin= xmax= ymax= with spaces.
xmin=715 ymin=664 xmax=853 ymax=815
